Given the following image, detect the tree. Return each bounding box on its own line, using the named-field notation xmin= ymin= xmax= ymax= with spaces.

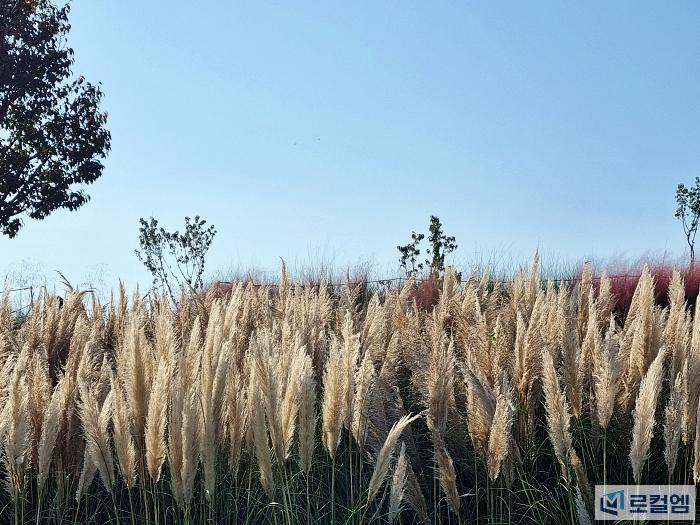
xmin=675 ymin=177 xmax=700 ymax=263
xmin=397 ymin=215 xmax=457 ymax=277
xmin=425 ymin=215 xmax=457 ymax=274
xmin=397 ymin=231 xmax=425 ymax=276
xmin=0 ymin=0 xmax=111 ymax=238
xmin=135 ymin=216 xmax=217 ymax=301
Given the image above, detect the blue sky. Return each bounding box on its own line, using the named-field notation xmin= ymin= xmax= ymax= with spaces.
xmin=2 ymin=1 xmax=699 ymax=290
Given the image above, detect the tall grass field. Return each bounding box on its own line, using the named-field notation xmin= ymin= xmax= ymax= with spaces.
xmin=0 ymin=256 xmax=698 ymax=524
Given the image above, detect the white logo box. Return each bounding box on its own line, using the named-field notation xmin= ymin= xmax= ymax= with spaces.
xmin=595 ymin=485 xmax=695 ymax=521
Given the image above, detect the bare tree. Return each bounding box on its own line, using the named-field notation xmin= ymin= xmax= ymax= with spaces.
xmin=675 ymin=177 xmax=700 ymax=263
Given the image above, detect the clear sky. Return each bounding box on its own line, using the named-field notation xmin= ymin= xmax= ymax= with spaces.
xmin=2 ymin=1 xmax=699 ymax=291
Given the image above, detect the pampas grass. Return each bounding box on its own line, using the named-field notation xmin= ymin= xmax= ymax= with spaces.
xmin=388 ymin=443 xmax=408 ymax=523
xmin=593 ymin=317 xmax=620 ymax=430
xmin=366 ymin=413 xmax=420 ymax=504
xmin=629 ymin=346 xmax=666 ymax=483
xmin=435 ymin=444 xmax=460 ymax=515
xmin=487 ymin=376 xmax=515 ymax=480
xmin=145 ymin=361 xmax=169 ymax=483
xmin=297 ymin=359 xmax=316 ymax=474
xmin=111 ymin=375 xmax=137 ymax=489
xmin=664 ymin=371 xmax=683 ymax=478
xmin=4 ymin=258 xmax=700 ymax=524
xmin=321 ymin=335 xmax=345 ymax=459
xmin=351 ymin=351 xmax=376 ymax=448
xmin=541 ymin=350 xmax=572 ymax=479
xmin=3 ymin=348 xmax=30 ymax=501
xmin=404 ymin=459 xmax=430 ymax=524
xmin=179 ymin=385 xmax=201 ymax=508
xmin=226 ymin=370 xmax=247 ymax=475
xmin=249 ymin=365 xmax=274 ymax=500
xmin=37 ymin=375 xmax=71 ymax=492
xmin=77 ymin=379 xmax=114 ymax=493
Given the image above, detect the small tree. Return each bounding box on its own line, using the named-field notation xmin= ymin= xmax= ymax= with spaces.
xmin=675 ymin=177 xmax=700 ymax=263
xmin=397 ymin=215 xmax=457 ymax=277
xmin=397 ymin=232 xmax=425 ymax=276
xmin=135 ymin=216 xmax=216 ymax=301
xmin=0 ymin=1 xmax=111 ymax=237
xmin=425 ymin=215 xmax=458 ymax=274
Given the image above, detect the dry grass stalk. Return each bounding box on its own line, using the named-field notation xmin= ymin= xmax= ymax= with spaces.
xmin=27 ymin=353 xmax=51 ymax=465
xmin=179 ymin=385 xmax=201 ymax=507
xmin=388 ymin=442 xmax=408 ymax=524
xmin=541 ymin=350 xmax=572 ymax=479
xmin=435 ymin=444 xmax=460 ymax=515
xmin=298 ymin=353 xmax=317 ymax=474
xmin=252 ymin=332 xmax=285 ymax=464
xmin=280 ymin=341 xmax=310 ymax=460
xmin=487 ymin=376 xmax=515 ymax=480
xmin=37 ymin=375 xmax=71 ymax=492
xmin=168 ymin=361 xmax=188 ymax=504
xmin=76 ymin=454 xmax=98 ymax=501
xmin=361 ymin=294 xmax=387 ymax=367
xmin=458 ymin=284 xmax=492 ymax=385
xmin=576 ymin=262 xmax=593 ymax=345
xmin=322 ymin=335 xmax=345 ymax=459
xmin=119 ymin=318 xmax=150 ymax=457
xmin=623 ymin=267 xmax=655 ymax=407
xmin=560 ymin=302 xmax=582 ymax=417
xmin=404 ymin=459 xmax=430 ymax=524
xmin=366 ymin=413 xmax=420 ymax=504
xmin=77 ymin=380 xmax=114 ymax=493
xmin=518 ymin=292 xmax=545 ymax=399
xmin=201 ymin=312 xmax=233 ymax=495
xmin=250 ymin=366 xmax=274 ymax=499
xmin=593 ymin=316 xmax=620 ymax=429
xmin=577 ymin=293 xmax=599 ymax=413
xmin=3 ymin=349 xmax=30 ymax=500
xmin=597 ymin=272 xmax=613 ymax=332
xmin=464 ymin=367 xmax=496 ymax=459
xmin=111 ymin=375 xmax=136 ymax=488
xmin=575 ymin=487 xmax=592 ymax=525
xmin=339 ymin=311 xmax=360 ymax=432
xmin=664 ymin=371 xmax=683 ymax=478
xmin=351 ymin=350 xmax=376 ymax=448
xmin=491 ymin=315 xmax=512 ymax=379
xmin=145 ymin=360 xmax=170 ymax=482
xmin=629 ymin=346 xmax=666 ymax=483
xmin=226 ymin=371 xmax=248 ymax=475
xmin=526 ymin=252 xmax=541 ymax=320
xmin=425 ymin=336 xmax=455 ymax=443
xmin=570 ymin=448 xmax=592 ymax=517
xmin=666 ymin=270 xmax=688 ymax=381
